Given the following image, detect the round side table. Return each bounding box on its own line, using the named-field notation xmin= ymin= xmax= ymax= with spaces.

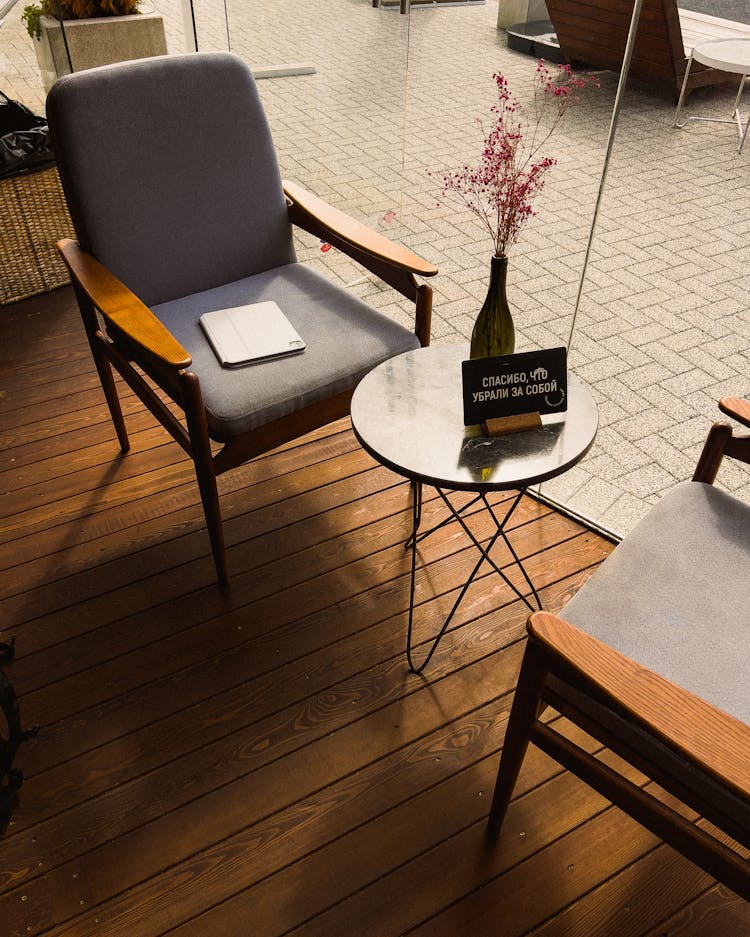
xmin=674 ymin=38 xmax=750 ymax=153
xmin=350 ymin=345 xmax=599 ymax=673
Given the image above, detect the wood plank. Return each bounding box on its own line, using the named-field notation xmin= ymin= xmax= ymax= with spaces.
xmin=72 ymin=723 xmax=606 ymax=937
xmin=0 ymin=385 xmax=146 ymax=452
xmin=0 ymin=368 xmax=105 ymax=417
xmin=0 ymin=437 xmax=190 ymax=529
xmin=276 ymin=753 xmax=656 ymax=937
xmin=0 ymin=379 xmax=141 ymax=435
xmin=0 ymin=424 xmax=169 ymax=498
xmin=0 ymin=288 xmax=83 ymax=369
xmin=0 ymin=459 xmax=437 ymax=647
xmin=0 ymin=406 xmax=344 ymax=493
xmin=0 ymin=428 xmax=362 ymax=587
xmin=0 ymin=352 xmax=94 ymax=408
xmin=0 ymin=422 xmax=361 ymax=569
xmin=2 ymin=642 xmax=524 ymax=934
xmin=6 ymin=543 xmax=606 ymax=862
xmin=527 ymin=843 xmax=705 ymax=936
xmin=17 ymin=531 xmax=601 ymax=788
xmin=642 ymin=882 xmax=750 ymax=935
xmin=0 ymin=335 xmax=89 ymax=377
xmin=15 ymin=504 xmax=576 ymax=764
xmin=13 ymin=474 xmax=425 ymax=699
xmin=525 ymin=835 xmax=744 ymax=936
xmin=0 ymin=406 xmax=159 ymax=473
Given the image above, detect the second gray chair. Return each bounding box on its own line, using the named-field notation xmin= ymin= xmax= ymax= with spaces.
xmin=487 ymin=397 xmax=750 ymax=899
xmin=47 ymin=52 xmax=437 ymax=585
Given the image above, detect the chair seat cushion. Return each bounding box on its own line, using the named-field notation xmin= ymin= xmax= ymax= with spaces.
xmin=152 ymin=262 xmax=420 ymax=439
xmin=564 ymin=481 xmax=750 ymax=724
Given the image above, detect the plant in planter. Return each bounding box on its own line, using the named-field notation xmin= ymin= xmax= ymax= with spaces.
xmin=22 ymin=0 xmax=167 ymax=94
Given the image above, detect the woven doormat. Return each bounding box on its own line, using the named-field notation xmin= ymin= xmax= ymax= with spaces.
xmin=0 ymin=166 xmax=74 ymax=305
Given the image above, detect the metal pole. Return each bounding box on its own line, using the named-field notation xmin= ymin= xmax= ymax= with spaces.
xmin=181 ymin=0 xmax=198 ymax=53
xmin=567 ymin=0 xmax=646 ymax=350
xmin=0 ymin=0 xmax=22 ymax=26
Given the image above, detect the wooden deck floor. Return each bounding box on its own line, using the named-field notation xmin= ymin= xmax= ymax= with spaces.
xmin=1 ymin=287 xmax=749 ymax=936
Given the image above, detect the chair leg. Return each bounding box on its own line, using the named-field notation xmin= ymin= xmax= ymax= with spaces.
xmin=74 ymin=284 xmax=130 ymax=452
xmin=487 ymin=638 xmax=549 ymax=837
xmin=195 ymin=456 xmax=228 ymax=589
xmin=91 ymin=333 xmax=130 ymax=452
xmin=181 ymin=373 xmax=228 ymax=588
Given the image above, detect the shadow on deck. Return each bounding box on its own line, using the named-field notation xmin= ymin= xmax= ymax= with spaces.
xmin=0 ymin=286 xmax=747 ymax=935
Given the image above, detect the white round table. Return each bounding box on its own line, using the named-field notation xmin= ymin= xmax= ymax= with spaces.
xmin=674 ymin=38 xmax=750 ymax=153
xmin=350 ymin=345 xmax=599 ymax=672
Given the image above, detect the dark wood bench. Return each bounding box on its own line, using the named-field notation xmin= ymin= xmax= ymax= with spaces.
xmin=544 ymin=0 xmax=744 ymax=98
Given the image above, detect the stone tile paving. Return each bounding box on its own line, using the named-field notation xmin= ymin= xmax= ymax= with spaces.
xmin=2 ymin=0 xmax=748 ymax=535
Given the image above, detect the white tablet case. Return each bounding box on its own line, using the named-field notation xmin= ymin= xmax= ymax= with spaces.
xmin=200 ymin=302 xmax=306 ymax=367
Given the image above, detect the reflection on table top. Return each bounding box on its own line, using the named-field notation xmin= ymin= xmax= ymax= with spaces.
xmin=351 ymin=345 xmax=599 ymax=491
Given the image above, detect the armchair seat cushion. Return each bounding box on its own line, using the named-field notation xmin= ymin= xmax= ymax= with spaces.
xmin=151 ymin=262 xmax=420 ymax=440
xmin=564 ymin=480 xmax=750 ymax=723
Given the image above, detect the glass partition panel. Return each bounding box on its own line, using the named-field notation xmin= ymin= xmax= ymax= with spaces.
xmin=221 ymin=0 xmax=412 ymax=320
xmin=12 ymin=1 xmax=177 ymax=97
xmin=398 ymin=0 xmax=750 ymax=540
xmin=536 ymin=0 xmax=750 ymax=537
xmin=0 ymin=0 xmax=412 ymax=319
xmin=4 ymin=0 xmax=745 ymax=543
xmin=401 ymin=3 xmax=614 ymax=379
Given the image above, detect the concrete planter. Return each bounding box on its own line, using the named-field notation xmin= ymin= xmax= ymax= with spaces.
xmin=497 ymin=0 xmax=530 ymax=28
xmin=33 ymin=12 xmax=167 ymax=93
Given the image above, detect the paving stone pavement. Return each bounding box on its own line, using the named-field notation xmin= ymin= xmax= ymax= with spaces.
xmin=2 ymin=0 xmax=749 ymax=535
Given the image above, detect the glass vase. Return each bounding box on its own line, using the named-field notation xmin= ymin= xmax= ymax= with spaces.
xmin=470 ymin=254 xmax=515 ymax=359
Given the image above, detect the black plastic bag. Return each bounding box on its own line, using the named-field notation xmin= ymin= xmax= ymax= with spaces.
xmin=0 ymin=638 xmax=38 ymax=831
xmin=0 ymin=91 xmax=55 ymax=180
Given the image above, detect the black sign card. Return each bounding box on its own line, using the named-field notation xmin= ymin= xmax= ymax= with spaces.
xmin=462 ymin=347 xmax=568 ymax=426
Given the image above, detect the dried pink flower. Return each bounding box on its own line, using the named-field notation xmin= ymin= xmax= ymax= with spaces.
xmin=437 ymin=61 xmax=599 ymax=257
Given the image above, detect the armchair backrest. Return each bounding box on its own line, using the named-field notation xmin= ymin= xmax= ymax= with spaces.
xmin=47 ymin=52 xmax=296 ymax=307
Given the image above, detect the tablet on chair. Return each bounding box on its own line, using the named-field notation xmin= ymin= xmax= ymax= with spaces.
xmin=200 ymin=301 xmax=306 ymax=367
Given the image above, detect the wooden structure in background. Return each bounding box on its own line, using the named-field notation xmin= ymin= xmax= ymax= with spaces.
xmin=544 ymin=0 xmax=749 ymax=97
xmin=2 ymin=288 xmax=750 ymax=933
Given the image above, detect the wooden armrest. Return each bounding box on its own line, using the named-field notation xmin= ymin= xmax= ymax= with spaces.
xmin=57 ymin=239 xmax=192 ymax=370
xmin=528 ymin=611 xmax=750 ymax=802
xmin=282 ymin=180 xmax=438 ymax=278
xmin=719 ymin=397 xmax=750 ymax=430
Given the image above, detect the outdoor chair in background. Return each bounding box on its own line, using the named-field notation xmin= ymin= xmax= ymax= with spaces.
xmin=46 ymin=52 xmax=437 ymax=586
xmin=487 ymin=397 xmax=750 ymax=899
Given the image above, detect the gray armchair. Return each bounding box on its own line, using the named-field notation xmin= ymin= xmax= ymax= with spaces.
xmin=487 ymin=397 xmax=750 ymax=899
xmin=47 ymin=52 xmax=436 ymax=585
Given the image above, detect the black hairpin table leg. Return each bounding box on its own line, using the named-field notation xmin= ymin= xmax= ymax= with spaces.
xmin=404 ymin=485 xmax=542 ymax=674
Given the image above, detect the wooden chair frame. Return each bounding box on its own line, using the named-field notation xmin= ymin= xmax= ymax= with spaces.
xmin=59 ymin=180 xmax=436 ymax=587
xmin=487 ymin=397 xmax=750 ymax=900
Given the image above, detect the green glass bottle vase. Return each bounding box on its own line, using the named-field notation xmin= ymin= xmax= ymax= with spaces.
xmin=470 ymin=254 xmax=515 ymax=359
